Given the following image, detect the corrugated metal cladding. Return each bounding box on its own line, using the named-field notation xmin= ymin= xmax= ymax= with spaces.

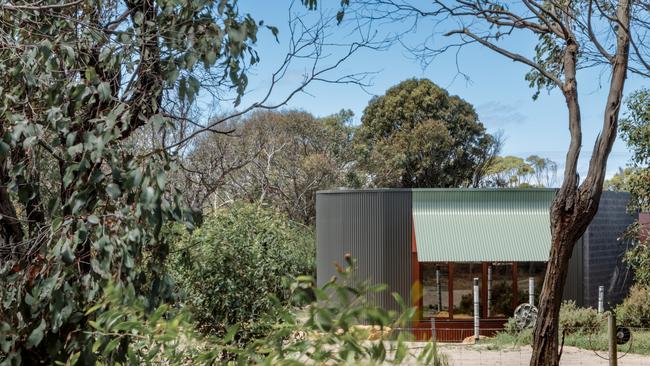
xmin=316 ymin=190 xmax=412 ymax=312
xmin=316 ymin=188 xmax=635 ymax=310
xmin=563 ymin=236 xmax=585 ymax=306
xmin=582 ymin=191 xmax=635 ymax=308
xmin=412 ymin=189 xmax=556 ymax=262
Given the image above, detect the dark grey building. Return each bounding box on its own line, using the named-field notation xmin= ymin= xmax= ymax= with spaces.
xmin=316 ymin=188 xmax=635 ymax=335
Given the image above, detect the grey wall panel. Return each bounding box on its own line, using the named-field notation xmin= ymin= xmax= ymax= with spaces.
xmin=563 ymin=236 xmax=584 ymax=306
xmin=316 ymin=190 xmax=412 ymax=312
xmin=382 ymin=191 xmax=413 ymax=310
xmin=582 ymin=191 xmax=635 ymax=308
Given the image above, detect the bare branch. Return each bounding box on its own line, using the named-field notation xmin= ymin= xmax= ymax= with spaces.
xmin=445 ymin=28 xmax=564 ymax=88
xmin=0 ymin=0 xmax=83 ymax=10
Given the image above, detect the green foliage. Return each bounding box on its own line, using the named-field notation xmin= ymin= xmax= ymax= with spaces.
xmin=605 ymin=167 xmax=640 ymax=191
xmin=481 ymin=155 xmax=557 ymax=187
xmin=264 ymin=264 xmax=447 ymax=366
xmin=490 ymin=302 xmax=606 ymax=351
xmin=56 ymin=260 xmax=447 ymax=365
xmin=0 ymin=1 xmax=267 ymax=363
xmin=618 ymin=88 xmax=650 ymax=213
xmin=65 ymin=283 xmax=211 ymax=365
xmin=620 ymin=89 xmax=650 ymax=168
xmin=491 ymin=300 xmax=650 ymax=356
xmin=625 ymin=216 xmax=650 ymax=288
xmin=494 ymin=301 xmax=604 ymax=348
xmin=355 ymin=78 xmax=495 ymax=188
xmin=558 ymin=301 xmax=604 ymax=335
xmin=617 ymin=89 xmax=650 ymax=286
xmin=168 ymin=203 xmax=315 ymax=346
xmin=525 ymin=33 xmax=564 ymax=100
xmin=616 ymin=285 xmax=650 ymax=328
xmin=487 ymin=325 xmax=650 ymax=356
xmin=183 ymin=109 xmax=357 ymax=224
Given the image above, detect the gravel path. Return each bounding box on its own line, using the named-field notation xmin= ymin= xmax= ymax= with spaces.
xmin=429 ymin=344 xmax=650 ymax=366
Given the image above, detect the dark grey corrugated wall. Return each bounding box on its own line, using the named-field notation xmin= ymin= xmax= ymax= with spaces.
xmin=316 ymin=190 xmax=412 ymax=312
xmin=582 ymin=191 xmax=635 ymax=308
xmin=563 ymin=236 xmax=584 ymax=306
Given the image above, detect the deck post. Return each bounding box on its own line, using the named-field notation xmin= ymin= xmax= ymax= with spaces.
xmin=608 ymin=312 xmax=617 ymax=366
xmin=430 ymin=317 xmax=436 ymax=341
xmin=473 ymin=277 xmax=480 ymax=341
xmin=598 ymin=286 xmax=605 ymax=314
xmin=528 ymin=277 xmax=535 ymax=306
xmin=487 ymin=265 xmax=492 ymax=318
xmin=436 ymin=268 xmax=442 ymax=312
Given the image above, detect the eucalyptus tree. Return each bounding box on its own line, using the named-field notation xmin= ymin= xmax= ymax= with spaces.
xmin=356 ymin=79 xmax=498 ymax=188
xmin=618 ymin=89 xmax=650 ymax=286
xmin=337 ymin=0 xmax=648 ymax=364
xmin=0 ymin=0 xmax=370 ymax=363
xmin=181 ymin=109 xmax=356 ymax=225
xmin=480 ymin=155 xmax=558 ymax=187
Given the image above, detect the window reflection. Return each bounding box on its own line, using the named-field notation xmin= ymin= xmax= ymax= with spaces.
xmin=487 ymin=263 xmax=513 ymax=318
xmin=452 ymin=263 xmax=481 ymax=319
xmin=422 ymin=263 xmax=449 ymax=318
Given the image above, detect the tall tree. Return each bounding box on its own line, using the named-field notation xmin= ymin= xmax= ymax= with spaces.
xmin=527 ymin=155 xmax=559 ymax=188
xmin=339 ymin=0 xmax=648 ymax=364
xmin=355 ymin=78 xmax=498 ymax=188
xmin=182 ymin=109 xmax=356 ymax=224
xmin=483 ymin=156 xmax=534 ymax=187
xmin=480 ymin=155 xmax=558 ymax=187
xmin=604 ymin=167 xmax=640 ymax=191
xmin=0 ymin=1 xmax=369 ymax=362
xmin=617 ymin=89 xmax=650 ymax=284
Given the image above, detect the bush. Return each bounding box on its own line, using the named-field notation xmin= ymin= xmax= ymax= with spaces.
xmin=69 ymin=261 xmax=447 ymax=365
xmin=168 ymin=202 xmax=315 ymax=346
xmin=625 ymin=237 xmax=650 ymax=288
xmin=559 ymin=301 xmax=604 ymax=334
xmin=616 ymin=284 xmax=650 ymax=327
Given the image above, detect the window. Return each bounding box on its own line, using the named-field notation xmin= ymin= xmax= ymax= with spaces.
xmin=487 ymin=263 xmax=513 ymax=318
xmin=517 ymin=262 xmax=546 ymax=306
xmin=421 ymin=263 xmax=449 ymax=318
xmin=452 ymin=263 xmax=482 ymax=319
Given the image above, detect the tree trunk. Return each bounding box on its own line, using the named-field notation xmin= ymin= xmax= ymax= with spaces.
xmin=530 ymin=0 xmax=631 ymax=364
xmin=530 ymin=191 xmax=596 ymax=366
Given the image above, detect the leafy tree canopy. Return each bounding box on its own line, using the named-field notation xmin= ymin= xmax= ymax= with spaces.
xmin=180 ymin=109 xmax=356 ymax=224
xmin=605 ymin=167 xmax=640 ymax=192
xmin=0 ymin=0 xmax=273 ymax=363
xmin=618 ymin=89 xmax=650 ymax=287
xmin=618 ymin=88 xmax=650 ymax=212
xmin=355 ymin=78 xmax=495 ymax=188
xmin=481 ymin=155 xmax=558 ymax=188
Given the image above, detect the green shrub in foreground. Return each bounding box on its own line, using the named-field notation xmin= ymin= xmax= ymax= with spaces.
xmin=69 ymin=261 xmax=447 ymax=365
xmin=167 ymin=202 xmax=315 ymax=346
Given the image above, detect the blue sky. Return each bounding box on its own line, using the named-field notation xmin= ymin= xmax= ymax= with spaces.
xmin=222 ymin=1 xmax=648 ymax=183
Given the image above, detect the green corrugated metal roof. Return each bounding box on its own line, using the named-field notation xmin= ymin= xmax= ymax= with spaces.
xmin=412 ymin=189 xmax=556 ymax=262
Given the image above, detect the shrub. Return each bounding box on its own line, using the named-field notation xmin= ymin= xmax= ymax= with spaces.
xmin=616 ymin=284 xmax=650 ymax=327
xmin=70 ymin=261 xmax=447 ymax=365
xmin=559 ymin=300 xmax=604 ymax=334
xmin=625 ymin=237 xmax=650 ymax=288
xmin=168 ymin=202 xmax=315 ymax=346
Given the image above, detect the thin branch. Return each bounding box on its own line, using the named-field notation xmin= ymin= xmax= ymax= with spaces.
xmin=0 ymin=0 xmax=83 ymax=10
xmin=445 ymin=28 xmax=565 ymax=88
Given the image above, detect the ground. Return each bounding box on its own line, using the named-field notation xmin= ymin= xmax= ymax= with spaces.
xmin=422 ymin=344 xmax=650 ymax=365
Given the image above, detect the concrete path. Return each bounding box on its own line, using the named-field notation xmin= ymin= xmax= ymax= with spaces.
xmin=431 ymin=344 xmax=650 ymax=366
